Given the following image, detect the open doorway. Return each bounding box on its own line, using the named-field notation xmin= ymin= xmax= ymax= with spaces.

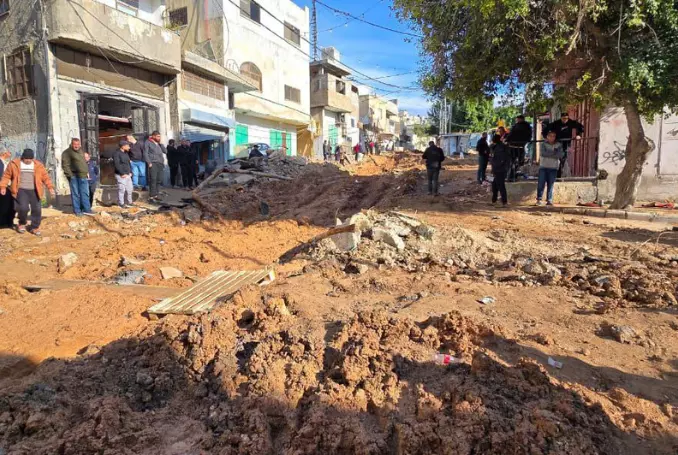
xmin=78 ymin=93 xmax=159 ymax=186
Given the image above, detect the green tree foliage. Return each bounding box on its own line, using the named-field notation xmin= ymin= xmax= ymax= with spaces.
xmin=428 ymin=98 xmax=522 ymax=132
xmin=394 ymin=0 xmax=678 ymax=208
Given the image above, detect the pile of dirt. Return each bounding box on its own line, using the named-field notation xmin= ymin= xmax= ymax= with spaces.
xmin=0 ymin=286 xmax=626 ymax=454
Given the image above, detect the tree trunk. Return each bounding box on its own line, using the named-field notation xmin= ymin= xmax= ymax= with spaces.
xmin=609 ymin=101 xmax=653 ymax=210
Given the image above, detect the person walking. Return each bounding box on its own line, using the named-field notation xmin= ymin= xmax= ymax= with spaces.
xmin=422 ymin=141 xmax=445 ymax=196
xmin=128 ymin=135 xmax=147 ymax=190
xmin=0 ymin=150 xmax=15 ymax=228
xmin=536 ymin=130 xmax=565 ymax=206
xmin=323 ymin=140 xmax=331 ymax=161
xmin=544 ymin=112 xmax=584 ymax=178
xmin=490 ymin=134 xmax=510 ymax=207
xmin=61 ymin=138 xmax=94 ymax=216
xmin=178 ymin=139 xmax=194 ymax=189
xmin=0 ymin=149 xmax=55 ymax=235
xmin=505 ymin=115 xmax=533 ymax=181
xmin=144 ymin=131 xmax=166 ymax=202
xmin=167 ymin=139 xmax=180 ymax=188
xmin=84 ymin=151 xmax=99 ymax=209
xmin=476 ymin=132 xmax=490 ymax=184
xmin=192 ymin=148 xmax=200 ymax=187
xmin=113 ymin=139 xmax=134 ymax=208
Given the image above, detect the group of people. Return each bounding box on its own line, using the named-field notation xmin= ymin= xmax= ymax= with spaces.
xmin=474 ymin=112 xmax=584 ymax=206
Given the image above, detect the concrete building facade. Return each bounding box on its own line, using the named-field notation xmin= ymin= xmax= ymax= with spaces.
xmin=359 ymin=94 xmax=399 ymax=149
xmin=0 ymin=0 xmax=181 ymax=201
xmin=309 ymin=47 xmax=360 ymax=159
xmin=217 ymin=0 xmax=311 ymax=158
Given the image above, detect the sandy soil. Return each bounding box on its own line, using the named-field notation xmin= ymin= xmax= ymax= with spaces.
xmin=0 ymin=152 xmax=677 ymax=454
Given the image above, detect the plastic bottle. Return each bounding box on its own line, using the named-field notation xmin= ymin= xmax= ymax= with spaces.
xmin=432 ymin=353 xmax=461 ymax=365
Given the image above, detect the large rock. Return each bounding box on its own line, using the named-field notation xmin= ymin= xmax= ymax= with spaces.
xmin=330 ymin=231 xmax=361 ymax=252
xmin=373 ymin=227 xmax=406 ymax=250
xmin=415 ymin=224 xmax=436 ymax=240
xmin=183 ymin=207 xmax=202 ymax=223
xmin=58 ymin=253 xmax=78 ymax=273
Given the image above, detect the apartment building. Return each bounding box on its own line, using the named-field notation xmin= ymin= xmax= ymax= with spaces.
xmin=0 ymin=0 xmax=181 ymax=200
xmin=216 ymin=0 xmax=311 ymax=157
xmin=308 ymin=47 xmax=360 ymax=159
xmin=165 ymin=0 xmax=257 ymax=167
xmin=359 ymin=94 xmax=399 ymax=148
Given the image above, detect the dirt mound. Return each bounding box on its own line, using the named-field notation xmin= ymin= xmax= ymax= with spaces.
xmin=0 ymin=287 xmax=626 ymax=454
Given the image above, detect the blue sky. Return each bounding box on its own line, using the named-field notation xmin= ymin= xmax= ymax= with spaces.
xmin=296 ymin=0 xmax=430 ymax=115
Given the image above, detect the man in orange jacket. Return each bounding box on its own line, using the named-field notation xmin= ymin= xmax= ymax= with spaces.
xmin=0 ymin=149 xmax=55 ymax=235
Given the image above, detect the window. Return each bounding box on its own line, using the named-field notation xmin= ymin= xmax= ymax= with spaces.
xmin=182 ymin=70 xmax=225 ymax=101
xmin=228 ymin=92 xmax=235 ymax=110
xmin=284 ymin=85 xmax=300 ymax=103
xmin=5 ymin=48 xmax=33 ymax=101
xmin=240 ymin=0 xmax=261 ymax=23
xmin=284 ymin=22 xmax=300 ymax=46
xmin=336 ymin=80 xmax=346 ymax=95
xmin=117 ymin=0 xmax=139 ymax=15
xmin=168 ymin=7 xmax=188 ymax=28
xmin=0 ymin=0 xmax=9 ymax=16
xmin=240 ymin=62 xmax=262 ymax=91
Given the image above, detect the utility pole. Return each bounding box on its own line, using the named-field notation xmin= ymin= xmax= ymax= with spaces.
xmin=311 ymin=0 xmax=318 ymax=60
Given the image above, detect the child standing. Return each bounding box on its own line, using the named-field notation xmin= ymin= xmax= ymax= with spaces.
xmin=84 ymin=151 xmax=99 ymax=209
xmin=537 ymin=130 xmax=564 ymax=206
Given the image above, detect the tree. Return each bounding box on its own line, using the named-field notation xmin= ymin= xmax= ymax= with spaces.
xmin=394 ymin=0 xmax=678 ymax=208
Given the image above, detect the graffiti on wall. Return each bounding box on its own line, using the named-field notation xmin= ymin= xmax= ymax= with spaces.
xmin=600 ymin=140 xmax=627 ymax=166
xmin=0 ymin=135 xmax=49 ymax=162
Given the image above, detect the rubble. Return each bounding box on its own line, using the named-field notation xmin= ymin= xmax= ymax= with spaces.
xmin=372 ymin=226 xmax=406 ymax=250
xmin=57 ymin=253 xmax=78 ymax=272
xmin=160 ymin=267 xmax=184 ymax=280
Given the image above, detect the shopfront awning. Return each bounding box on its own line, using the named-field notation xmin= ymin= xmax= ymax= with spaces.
xmin=182 ymin=124 xmax=227 ymax=143
xmin=181 ymin=108 xmax=236 ymax=130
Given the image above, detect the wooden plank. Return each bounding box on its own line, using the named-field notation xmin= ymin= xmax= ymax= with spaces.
xmin=147 ymin=268 xmax=274 ymax=315
xmin=23 ymin=279 xmax=178 ymax=299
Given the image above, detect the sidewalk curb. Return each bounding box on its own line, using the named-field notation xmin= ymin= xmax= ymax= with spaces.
xmin=530 ymin=206 xmax=678 ymax=224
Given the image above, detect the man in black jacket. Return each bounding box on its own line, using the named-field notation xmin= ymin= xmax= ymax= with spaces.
xmin=113 ymin=140 xmax=134 ymax=208
xmin=490 ymin=134 xmax=511 ymax=207
xmin=422 ymin=141 xmax=445 ymax=196
xmin=506 ymin=115 xmax=533 ymax=181
xmin=476 ymin=132 xmax=490 ymax=184
xmin=167 ymin=139 xmax=180 ymax=188
xmin=544 ymin=112 xmax=585 ymax=177
xmin=178 ymin=139 xmax=194 ymax=189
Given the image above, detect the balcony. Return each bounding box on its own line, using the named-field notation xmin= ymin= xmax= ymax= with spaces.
xmin=311 ymin=74 xmax=355 ymax=113
xmin=45 ymin=0 xmax=181 ymax=74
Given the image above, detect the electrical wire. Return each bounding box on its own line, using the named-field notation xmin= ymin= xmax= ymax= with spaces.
xmin=320 ymin=0 xmax=384 ymax=33
xmin=315 ymin=0 xmax=423 ymax=38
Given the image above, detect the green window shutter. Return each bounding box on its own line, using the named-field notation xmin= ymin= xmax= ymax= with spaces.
xmin=235 ymin=125 xmax=249 ymax=145
xmin=286 ymin=134 xmax=292 ymax=156
xmin=269 ymin=130 xmax=283 ymax=148
xmin=328 ymin=125 xmax=338 ymax=147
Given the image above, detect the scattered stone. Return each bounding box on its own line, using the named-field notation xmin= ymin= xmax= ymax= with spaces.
xmin=58 ymin=253 xmax=78 ymax=272
xmin=345 ymin=262 xmax=369 ymax=275
xmin=233 ymin=174 xmax=256 ymax=185
xmin=120 ymin=256 xmax=145 ymax=267
xmin=578 ymin=348 xmax=591 ymax=356
xmin=160 ymin=267 xmax=184 ymax=280
xmin=75 ymin=233 xmax=85 ymax=240
xmin=60 ymin=234 xmax=73 ymax=239
xmin=99 ymin=211 xmax=111 ymax=219
xmin=182 ymin=207 xmax=202 ymax=223
xmin=330 ymin=231 xmax=360 ymax=252
xmin=67 ymin=221 xmax=80 ymax=229
xmin=414 ymin=224 xmax=436 ymax=240
xmin=112 ymin=270 xmax=146 ymax=285
xmin=478 ymin=296 xmax=495 ymax=305
xmin=528 ymin=332 xmax=554 ymax=346
xmin=77 ymin=344 xmax=101 ymax=356
xmin=523 ymin=260 xmax=545 ymax=275
xmin=135 ymin=371 xmax=154 ymax=388
xmin=199 ymin=253 xmax=210 ymax=263
xmin=598 ymin=322 xmax=637 ymax=344
xmin=373 ymin=227 xmax=406 ymax=250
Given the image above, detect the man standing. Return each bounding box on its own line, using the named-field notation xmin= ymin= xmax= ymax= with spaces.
xmin=178 ymin=139 xmax=194 ymax=189
xmin=113 ymin=139 xmax=134 ymax=208
xmin=167 ymin=139 xmax=180 ymax=188
xmin=61 ymin=138 xmax=94 ymax=216
xmin=84 ymin=151 xmax=99 ymax=209
xmin=144 ymin=130 xmax=166 ymax=202
xmin=323 ymin=140 xmax=331 ymax=161
xmin=422 ymin=140 xmax=445 ymax=196
xmin=476 ymin=132 xmax=490 ymax=184
xmin=128 ymin=135 xmax=147 ymax=190
xmin=0 ymin=150 xmax=15 ymax=228
xmin=544 ymin=112 xmax=584 ymax=177
xmin=490 ymin=135 xmax=510 ymax=207
xmin=505 ymin=115 xmax=533 ymax=181
xmin=0 ymin=149 xmax=55 ymax=235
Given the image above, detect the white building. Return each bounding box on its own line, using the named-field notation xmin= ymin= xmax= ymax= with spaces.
xmin=221 ymin=0 xmax=311 ymax=157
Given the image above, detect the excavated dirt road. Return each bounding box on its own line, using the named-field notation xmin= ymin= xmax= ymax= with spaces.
xmin=0 ymin=153 xmax=677 ymax=454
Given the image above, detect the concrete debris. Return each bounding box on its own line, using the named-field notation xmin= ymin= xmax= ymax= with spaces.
xmin=373 ymin=227 xmax=406 ymax=250
xmin=348 ymin=213 xmax=373 ymax=232
xmin=414 ymin=224 xmax=436 ymax=240
xmin=120 ymin=256 xmax=145 ymax=267
xmin=345 ymin=262 xmax=369 ymax=275
xmin=182 ymin=207 xmax=202 ymax=223
xmin=599 ymin=322 xmax=637 ymax=344
xmin=547 ymin=357 xmax=563 ymax=369
xmin=58 ymin=253 xmax=78 ymax=273
xmin=112 ymin=270 xmax=146 ymax=285
xmin=330 ymin=231 xmax=361 ymax=252
xmin=478 ymin=296 xmax=495 ymax=305
xmin=160 ymin=267 xmax=184 ymax=280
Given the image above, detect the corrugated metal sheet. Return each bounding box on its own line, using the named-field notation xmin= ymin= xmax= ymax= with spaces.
xmin=147 ymin=269 xmax=275 ymax=315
